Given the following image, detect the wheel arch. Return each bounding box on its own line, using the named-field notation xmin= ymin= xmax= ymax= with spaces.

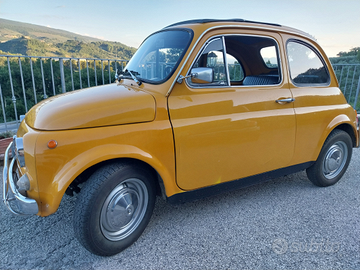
xmin=311 ymin=114 xmax=357 ymax=163
xmin=326 ymin=112 xmax=358 ymax=148
xmin=38 ymin=145 xmax=178 ymax=217
xmin=333 ymin=123 xmax=358 ymax=148
xmin=68 ymin=158 xmax=166 ymax=199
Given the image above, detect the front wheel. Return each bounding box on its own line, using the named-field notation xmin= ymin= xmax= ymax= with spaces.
xmin=306 ymin=130 xmax=352 ymax=187
xmin=73 ymin=162 xmax=156 ymax=256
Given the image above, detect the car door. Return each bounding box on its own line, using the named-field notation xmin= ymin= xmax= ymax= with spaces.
xmin=168 ymin=33 xmax=296 ymax=190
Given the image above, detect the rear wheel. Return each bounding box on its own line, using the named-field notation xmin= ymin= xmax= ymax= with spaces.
xmin=306 ymin=130 xmax=352 ymax=187
xmin=73 ymin=162 xmax=156 ymax=256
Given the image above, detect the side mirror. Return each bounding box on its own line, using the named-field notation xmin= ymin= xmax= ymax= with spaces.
xmin=176 ymin=67 xmax=214 ymax=84
xmin=190 ymin=67 xmax=213 ymax=84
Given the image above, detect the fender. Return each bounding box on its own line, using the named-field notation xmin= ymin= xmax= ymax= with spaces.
xmin=35 ymin=143 xmax=179 ymax=216
xmin=33 ymin=121 xmax=178 ymax=216
xmin=314 ymin=113 xmax=358 ymax=160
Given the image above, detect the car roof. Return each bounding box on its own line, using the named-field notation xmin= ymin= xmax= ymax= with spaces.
xmin=164 ymin=19 xmax=282 ymax=28
xmin=164 ymin=19 xmax=314 ymax=40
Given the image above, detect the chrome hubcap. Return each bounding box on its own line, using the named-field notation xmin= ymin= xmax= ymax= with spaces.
xmin=100 ymin=178 xmax=148 ymax=241
xmin=323 ymin=141 xmax=348 ymax=179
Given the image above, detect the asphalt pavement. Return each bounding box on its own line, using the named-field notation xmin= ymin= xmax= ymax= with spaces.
xmin=1 ymin=148 xmax=360 ymax=269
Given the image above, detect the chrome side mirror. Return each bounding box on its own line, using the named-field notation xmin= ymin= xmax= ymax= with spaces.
xmin=177 ymin=67 xmax=214 ymax=84
xmin=190 ymin=67 xmax=213 ymax=84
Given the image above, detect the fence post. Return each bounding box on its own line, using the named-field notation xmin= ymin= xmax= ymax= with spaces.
xmin=101 ymin=60 xmax=104 ymax=85
xmin=70 ymin=59 xmax=74 ymax=91
xmin=50 ymin=58 xmax=56 ymax=95
xmin=0 ymin=83 xmax=8 ymax=130
xmin=108 ymin=60 xmax=111 ymax=84
xmin=78 ymin=59 xmax=82 ymax=89
xmin=18 ymin=57 xmax=28 ymax=112
xmin=29 ymin=57 xmax=37 ymax=104
xmin=94 ymin=60 xmax=97 ymax=86
xmin=353 ymin=75 xmax=360 ymax=111
xmin=86 ymin=60 xmax=90 ymax=88
xmin=7 ymin=58 xmax=19 ymax=124
xmin=60 ymin=58 xmax=66 ymax=93
xmin=40 ymin=58 xmax=47 ymax=99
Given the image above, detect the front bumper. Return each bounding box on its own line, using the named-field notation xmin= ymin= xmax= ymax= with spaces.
xmin=2 ymin=142 xmax=38 ymax=215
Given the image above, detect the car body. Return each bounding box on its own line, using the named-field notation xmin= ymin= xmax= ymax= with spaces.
xmin=3 ymin=19 xmax=359 ymax=256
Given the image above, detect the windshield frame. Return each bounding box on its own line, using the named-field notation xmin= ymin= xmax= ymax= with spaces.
xmin=123 ymin=28 xmax=194 ymax=85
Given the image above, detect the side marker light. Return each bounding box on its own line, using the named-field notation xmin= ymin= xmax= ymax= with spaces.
xmin=47 ymin=140 xmax=58 ymax=149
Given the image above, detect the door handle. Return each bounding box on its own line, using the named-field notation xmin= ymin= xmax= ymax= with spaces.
xmin=276 ymin=98 xmax=295 ymax=104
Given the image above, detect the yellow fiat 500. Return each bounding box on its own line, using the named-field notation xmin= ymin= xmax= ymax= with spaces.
xmin=3 ymin=19 xmax=359 ymax=256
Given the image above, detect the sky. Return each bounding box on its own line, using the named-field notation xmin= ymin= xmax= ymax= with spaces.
xmin=0 ymin=0 xmax=359 ymax=57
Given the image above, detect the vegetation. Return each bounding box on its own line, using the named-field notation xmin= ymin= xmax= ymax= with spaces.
xmin=0 ymin=18 xmax=103 ymax=43
xmin=330 ymin=47 xmax=360 ymax=65
xmin=0 ymin=18 xmax=136 ymax=123
xmin=0 ymin=57 xmax=123 ymax=122
xmin=329 ymin=47 xmax=360 ymax=110
xmin=0 ymin=37 xmax=136 ymax=59
xmin=0 ymin=18 xmax=136 ymax=59
xmin=0 ymin=130 xmax=15 ymax=139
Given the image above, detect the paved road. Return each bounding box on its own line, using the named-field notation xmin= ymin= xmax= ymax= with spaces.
xmin=1 ymin=149 xmax=360 ymax=269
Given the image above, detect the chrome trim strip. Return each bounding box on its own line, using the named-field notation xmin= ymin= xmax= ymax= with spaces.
xmin=2 ymin=142 xmax=38 ymax=215
xmin=222 ymin=36 xmax=231 ymax=86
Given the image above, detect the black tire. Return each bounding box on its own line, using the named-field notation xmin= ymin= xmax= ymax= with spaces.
xmin=306 ymin=130 xmax=352 ymax=187
xmin=73 ymin=162 xmax=156 ymax=256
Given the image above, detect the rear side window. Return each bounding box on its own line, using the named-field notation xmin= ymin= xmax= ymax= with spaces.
xmin=260 ymin=46 xmax=278 ymax=68
xmin=287 ymin=41 xmax=330 ymax=85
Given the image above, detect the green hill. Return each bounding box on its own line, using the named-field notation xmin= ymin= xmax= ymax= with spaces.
xmin=0 ymin=18 xmax=136 ymax=59
xmin=330 ymin=47 xmax=360 ymax=65
xmin=0 ymin=18 xmax=102 ymax=43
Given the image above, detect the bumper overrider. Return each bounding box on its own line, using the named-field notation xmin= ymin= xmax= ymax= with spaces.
xmin=2 ymin=138 xmax=38 ymax=215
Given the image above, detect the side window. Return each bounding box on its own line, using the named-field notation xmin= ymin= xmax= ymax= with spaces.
xmin=188 ymin=35 xmax=281 ymax=88
xmin=189 ymin=38 xmax=228 ymax=86
xmin=287 ymin=41 xmax=330 ymax=85
xmin=260 ymin=46 xmax=278 ymax=68
xmin=226 ymin=54 xmax=245 ymax=81
xmin=224 ymin=35 xmax=281 ymax=86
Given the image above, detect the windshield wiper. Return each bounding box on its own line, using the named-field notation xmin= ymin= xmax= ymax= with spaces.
xmin=126 ymin=70 xmax=142 ymax=86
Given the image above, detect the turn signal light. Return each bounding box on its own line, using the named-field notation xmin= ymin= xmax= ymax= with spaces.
xmin=47 ymin=140 xmax=58 ymax=149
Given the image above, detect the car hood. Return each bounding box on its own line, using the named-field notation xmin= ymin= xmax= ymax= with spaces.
xmin=25 ymin=84 xmax=156 ymax=131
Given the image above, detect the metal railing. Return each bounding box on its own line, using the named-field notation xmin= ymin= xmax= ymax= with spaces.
xmin=0 ymin=55 xmax=128 ymax=132
xmin=332 ymin=64 xmax=360 ymax=111
xmin=0 ymin=55 xmax=359 ymax=133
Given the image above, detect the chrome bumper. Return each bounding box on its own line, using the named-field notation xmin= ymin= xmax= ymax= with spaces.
xmin=2 ymin=142 xmax=38 ymax=215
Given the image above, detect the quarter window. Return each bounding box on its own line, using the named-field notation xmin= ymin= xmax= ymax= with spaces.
xmin=190 ymin=38 xmax=228 ymax=86
xmin=287 ymin=41 xmax=330 ymax=85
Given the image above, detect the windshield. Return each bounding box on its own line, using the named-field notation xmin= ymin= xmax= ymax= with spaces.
xmin=124 ymin=29 xmax=193 ymax=84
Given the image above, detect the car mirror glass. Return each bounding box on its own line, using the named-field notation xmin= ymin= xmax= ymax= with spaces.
xmin=190 ymin=67 xmax=213 ymax=84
